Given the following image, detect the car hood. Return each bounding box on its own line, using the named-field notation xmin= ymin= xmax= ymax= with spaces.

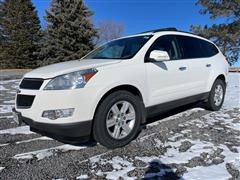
xmin=24 ymin=59 xmax=121 ymax=79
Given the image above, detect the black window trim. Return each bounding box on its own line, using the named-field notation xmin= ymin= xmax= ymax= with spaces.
xmin=144 ymin=34 xmax=219 ymax=63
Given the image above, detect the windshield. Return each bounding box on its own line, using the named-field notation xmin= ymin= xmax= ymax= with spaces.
xmin=83 ymin=35 xmax=152 ymax=60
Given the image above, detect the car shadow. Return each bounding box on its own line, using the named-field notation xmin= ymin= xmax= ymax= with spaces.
xmin=152 ymin=61 xmax=168 ymax=71
xmin=143 ymin=159 xmax=182 ymax=180
xmin=145 ymin=102 xmax=203 ymax=125
xmin=57 ymin=102 xmax=204 ymax=147
xmin=140 ymin=103 xmax=204 ymax=180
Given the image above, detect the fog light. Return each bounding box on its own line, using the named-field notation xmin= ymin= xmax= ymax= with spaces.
xmin=42 ymin=108 xmax=74 ymax=120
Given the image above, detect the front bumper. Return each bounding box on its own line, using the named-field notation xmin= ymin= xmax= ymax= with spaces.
xmin=13 ymin=108 xmax=93 ymax=145
xmin=15 ymin=84 xmax=102 ymax=124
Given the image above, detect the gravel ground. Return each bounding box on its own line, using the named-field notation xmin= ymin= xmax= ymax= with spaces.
xmin=0 ymin=71 xmax=239 ymax=180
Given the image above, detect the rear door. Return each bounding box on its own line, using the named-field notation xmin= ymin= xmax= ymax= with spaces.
xmin=175 ymin=35 xmax=214 ymax=94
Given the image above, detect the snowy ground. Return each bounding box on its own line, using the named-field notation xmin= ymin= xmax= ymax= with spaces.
xmin=0 ymin=72 xmax=239 ymax=179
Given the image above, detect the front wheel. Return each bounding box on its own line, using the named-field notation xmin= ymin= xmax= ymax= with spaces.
xmin=93 ymin=90 xmax=144 ymax=149
xmin=205 ymin=79 xmax=226 ymax=111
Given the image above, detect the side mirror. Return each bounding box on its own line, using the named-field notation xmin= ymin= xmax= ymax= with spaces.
xmin=149 ymin=50 xmax=170 ymax=61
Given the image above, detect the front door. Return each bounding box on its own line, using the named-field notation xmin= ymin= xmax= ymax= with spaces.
xmin=145 ymin=35 xmax=195 ymax=106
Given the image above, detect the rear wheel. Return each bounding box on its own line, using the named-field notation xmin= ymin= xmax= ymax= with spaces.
xmin=93 ymin=90 xmax=144 ymax=149
xmin=205 ymin=79 xmax=226 ymax=111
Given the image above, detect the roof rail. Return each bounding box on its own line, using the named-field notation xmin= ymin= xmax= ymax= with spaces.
xmin=140 ymin=27 xmax=178 ymax=34
xmin=177 ymin=30 xmax=198 ymax=36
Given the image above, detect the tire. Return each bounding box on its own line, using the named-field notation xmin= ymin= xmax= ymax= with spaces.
xmin=93 ymin=90 xmax=144 ymax=149
xmin=205 ymin=79 xmax=226 ymax=111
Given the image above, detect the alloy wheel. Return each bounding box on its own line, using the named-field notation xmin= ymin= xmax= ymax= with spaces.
xmin=106 ymin=101 xmax=136 ymax=139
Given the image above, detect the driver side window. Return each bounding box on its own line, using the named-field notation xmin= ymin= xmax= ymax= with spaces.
xmin=147 ymin=35 xmax=181 ymax=60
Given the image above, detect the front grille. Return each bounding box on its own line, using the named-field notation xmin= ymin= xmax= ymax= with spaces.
xmin=17 ymin=95 xmax=35 ymax=109
xmin=20 ymin=78 xmax=44 ymax=90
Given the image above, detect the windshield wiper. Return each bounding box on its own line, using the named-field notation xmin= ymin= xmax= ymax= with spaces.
xmin=92 ymin=56 xmax=111 ymax=59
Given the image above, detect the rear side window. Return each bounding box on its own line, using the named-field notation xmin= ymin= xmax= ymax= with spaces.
xmin=176 ymin=35 xmax=218 ymax=59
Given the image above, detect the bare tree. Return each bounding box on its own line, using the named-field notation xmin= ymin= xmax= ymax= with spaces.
xmin=95 ymin=20 xmax=124 ymax=45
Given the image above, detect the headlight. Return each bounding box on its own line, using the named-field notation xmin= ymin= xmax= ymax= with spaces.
xmin=44 ymin=68 xmax=97 ymax=90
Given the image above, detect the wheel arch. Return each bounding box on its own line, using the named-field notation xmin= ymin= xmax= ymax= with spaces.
xmin=215 ymin=74 xmax=226 ymax=84
xmin=207 ymin=73 xmax=227 ymax=92
xmin=92 ymin=84 xmax=146 ymax=130
xmin=102 ymin=84 xmax=144 ymax=100
xmin=95 ymin=84 xmax=145 ymax=112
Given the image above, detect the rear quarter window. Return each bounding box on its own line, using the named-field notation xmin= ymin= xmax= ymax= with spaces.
xmin=200 ymin=40 xmax=219 ymax=57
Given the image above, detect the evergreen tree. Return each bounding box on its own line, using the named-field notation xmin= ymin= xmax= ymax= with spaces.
xmin=39 ymin=0 xmax=98 ymax=65
xmin=0 ymin=0 xmax=41 ymax=69
xmin=191 ymin=0 xmax=240 ymax=65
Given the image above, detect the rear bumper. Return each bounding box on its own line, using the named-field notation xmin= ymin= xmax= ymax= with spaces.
xmin=13 ymin=108 xmax=93 ymax=145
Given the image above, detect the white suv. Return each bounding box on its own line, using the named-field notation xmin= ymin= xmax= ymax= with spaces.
xmin=13 ymin=28 xmax=229 ymax=148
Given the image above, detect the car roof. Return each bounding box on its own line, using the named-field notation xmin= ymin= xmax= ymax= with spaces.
xmin=132 ymin=27 xmax=212 ymax=43
xmin=136 ymin=27 xmax=198 ymax=37
xmin=113 ymin=27 xmax=214 ymax=46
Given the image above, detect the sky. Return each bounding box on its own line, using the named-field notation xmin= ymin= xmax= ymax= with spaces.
xmin=32 ymin=0 xmax=239 ymax=67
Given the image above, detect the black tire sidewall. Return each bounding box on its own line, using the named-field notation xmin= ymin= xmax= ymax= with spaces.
xmin=93 ymin=91 xmax=143 ymax=148
xmin=208 ymin=79 xmax=226 ymax=111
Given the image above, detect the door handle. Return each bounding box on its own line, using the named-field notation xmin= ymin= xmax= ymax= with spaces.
xmin=179 ymin=67 xmax=187 ymax=71
xmin=206 ymin=64 xmax=211 ymax=67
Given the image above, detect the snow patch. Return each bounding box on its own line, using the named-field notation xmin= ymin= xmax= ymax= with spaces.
xmin=0 ymin=126 xmax=33 ymax=135
xmin=77 ymin=174 xmax=88 ymax=179
xmin=223 ymin=73 xmax=240 ymax=109
xmin=0 ymin=85 xmax=7 ymax=91
xmin=144 ymin=168 xmax=176 ymax=179
xmin=203 ymin=111 xmax=240 ymax=131
xmin=13 ymin=144 xmax=85 ymax=160
xmin=0 ymin=167 xmax=5 ymax=172
xmin=0 ymin=105 xmax=13 ymax=114
xmin=3 ymin=100 xmax=15 ymax=104
xmin=136 ymin=139 xmax=216 ymax=164
xmin=0 ymin=79 xmax=21 ymax=84
xmin=90 ymin=156 xmax=135 ymax=180
xmin=183 ymin=144 xmax=239 ymax=180
xmin=0 ymin=136 xmax=54 ymax=147
xmin=183 ymin=164 xmax=231 ymax=180
xmin=57 ymin=144 xmax=86 ymax=152
xmin=16 ymin=136 xmax=52 ymax=144
xmin=167 ymin=133 xmax=184 ymax=141
xmin=161 ymin=140 xmax=215 ymax=164
xmin=231 ymin=158 xmax=240 ymax=171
